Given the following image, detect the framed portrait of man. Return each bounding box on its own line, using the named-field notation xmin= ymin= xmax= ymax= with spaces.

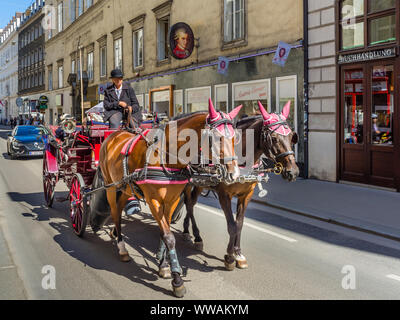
xmin=169 ymin=22 xmax=194 ymax=60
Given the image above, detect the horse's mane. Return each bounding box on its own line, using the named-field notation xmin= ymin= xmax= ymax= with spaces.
xmin=171 ymin=111 xmax=207 ymax=121
xmin=237 ymin=115 xmax=263 ymax=126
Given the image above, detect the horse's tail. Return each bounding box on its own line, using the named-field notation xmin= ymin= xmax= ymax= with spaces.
xmin=89 ymin=167 xmax=111 ymax=233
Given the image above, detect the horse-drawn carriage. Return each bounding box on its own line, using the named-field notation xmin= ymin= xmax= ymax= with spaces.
xmin=41 ymin=100 xmax=299 ymax=298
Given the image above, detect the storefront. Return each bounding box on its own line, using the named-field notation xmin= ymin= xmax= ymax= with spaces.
xmin=337 ymin=0 xmax=400 ymax=191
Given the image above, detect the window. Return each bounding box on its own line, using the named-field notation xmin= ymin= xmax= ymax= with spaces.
xmin=369 ymin=15 xmax=396 ymax=46
xmin=136 ymin=94 xmax=144 ymax=108
xmin=70 ymin=0 xmax=76 ymax=22
xmin=340 ymin=0 xmax=396 ymax=50
xmin=157 ymin=16 xmax=169 ymax=61
xmin=133 ymin=28 xmax=144 ymax=68
xmin=371 ymin=65 xmax=394 ymax=145
xmin=86 ymin=0 xmax=93 ymax=8
xmin=100 ymin=46 xmax=107 ymax=77
xmin=224 ymin=0 xmax=245 ymax=42
xmin=58 ymin=2 xmax=63 ymax=32
xmin=71 ymin=59 xmax=75 ymax=73
xmin=215 ymin=84 xmax=228 ymax=113
xmin=114 ymin=38 xmax=122 ymax=70
xmin=343 ymin=69 xmax=364 ymax=144
xmin=77 ymin=57 xmax=81 ymax=79
xmin=185 ymin=87 xmax=211 ymax=113
xmin=174 ymin=90 xmax=183 ymax=115
xmin=58 ymin=65 xmax=63 ymax=88
xmin=78 ymin=0 xmax=83 ymax=16
xmin=232 ymin=79 xmax=271 ymax=118
xmin=87 ymin=51 xmax=93 ymax=80
xmin=368 ymin=0 xmax=395 ymax=13
xmin=276 ymin=75 xmax=297 ymax=137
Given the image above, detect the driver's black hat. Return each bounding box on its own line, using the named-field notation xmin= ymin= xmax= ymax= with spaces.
xmin=110 ymin=69 xmax=124 ymax=78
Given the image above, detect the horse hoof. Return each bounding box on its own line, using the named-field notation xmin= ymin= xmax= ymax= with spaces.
xmin=109 ymin=227 xmax=117 ymax=239
xmin=159 ymin=267 xmax=171 ymax=279
xmin=173 ymin=284 xmax=186 ymax=298
xmin=236 ymin=259 xmax=249 ymax=269
xmin=119 ymin=253 xmax=131 ymax=262
xmin=182 ymin=233 xmax=192 ymax=241
xmin=194 ymin=241 xmax=204 ymax=251
xmin=224 ymin=255 xmax=235 ymax=271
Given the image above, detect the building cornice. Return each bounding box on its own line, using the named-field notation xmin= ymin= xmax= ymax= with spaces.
xmin=45 ymin=0 xmax=107 ymax=46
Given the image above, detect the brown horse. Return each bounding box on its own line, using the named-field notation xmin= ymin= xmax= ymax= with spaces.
xmin=98 ymin=99 xmax=242 ymax=297
xmin=180 ymin=101 xmax=299 ymax=270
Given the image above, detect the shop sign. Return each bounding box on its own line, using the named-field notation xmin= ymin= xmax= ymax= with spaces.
xmin=234 ymin=82 xmax=269 ymax=101
xmin=169 ymin=22 xmax=195 ymax=60
xmin=217 ymin=57 xmax=230 ymax=76
xmin=338 ymin=48 xmax=396 ymax=64
xmin=98 ymin=84 xmax=107 ymax=96
xmin=153 ymin=90 xmax=170 ymax=102
xmin=187 ymin=88 xmax=211 ymax=104
xmin=272 ymin=41 xmax=292 ymax=67
xmin=39 ymin=95 xmax=49 ymax=104
xmin=16 ymin=97 xmax=23 ymax=107
xmin=30 ymin=100 xmax=38 ymax=112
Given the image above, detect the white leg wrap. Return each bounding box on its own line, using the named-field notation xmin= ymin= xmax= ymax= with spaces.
xmin=233 ymin=253 xmax=246 ymax=262
xmin=117 ymin=241 xmax=128 ymax=255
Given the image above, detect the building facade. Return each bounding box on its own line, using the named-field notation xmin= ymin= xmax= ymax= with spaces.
xmin=0 ymin=14 xmax=22 ymax=121
xmin=308 ymin=0 xmax=400 ymax=192
xmin=44 ymin=0 xmax=306 ymax=173
xmin=17 ymin=1 xmax=46 ymax=119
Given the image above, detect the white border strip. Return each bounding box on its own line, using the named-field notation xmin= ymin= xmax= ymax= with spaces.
xmin=196 ymin=204 xmax=298 ymax=243
xmin=387 ymin=274 xmax=400 ymax=282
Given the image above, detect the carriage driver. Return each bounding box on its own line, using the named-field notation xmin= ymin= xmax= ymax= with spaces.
xmin=104 ymin=69 xmax=142 ymax=215
xmin=103 ymin=69 xmax=142 ymax=129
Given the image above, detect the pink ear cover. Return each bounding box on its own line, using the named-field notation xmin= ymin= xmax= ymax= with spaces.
xmin=208 ymin=98 xmax=220 ymax=121
xmin=228 ymin=105 xmax=243 ymax=120
xmin=281 ymin=100 xmax=291 ymax=119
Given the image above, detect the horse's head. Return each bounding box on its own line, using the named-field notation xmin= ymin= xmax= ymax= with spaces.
xmin=258 ymin=101 xmax=299 ymax=182
xmin=206 ymin=98 xmax=242 ymax=183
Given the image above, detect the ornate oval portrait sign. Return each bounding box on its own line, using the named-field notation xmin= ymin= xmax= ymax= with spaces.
xmin=169 ymin=22 xmax=194 ymax=60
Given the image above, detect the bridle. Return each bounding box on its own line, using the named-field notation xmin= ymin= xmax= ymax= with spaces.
xmin=205 ymin=111 xmax=238 ymax=164
xmin=261 ymin=114 xmax=295 ymax=163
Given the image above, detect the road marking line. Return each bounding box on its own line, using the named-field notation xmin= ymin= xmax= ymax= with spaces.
xmin=387 ymin=274 xmax=400 ymax=282
xmin=0 ymin=265 xmax=16 ymax=270
xmin=196 ymin=204 xmax=298 ymax=243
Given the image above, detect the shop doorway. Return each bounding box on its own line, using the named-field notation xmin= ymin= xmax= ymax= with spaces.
xmin=340 ymin=60 xmax=399 ymax=190
xmin=149 ymin=86 xmax=174 ymax=120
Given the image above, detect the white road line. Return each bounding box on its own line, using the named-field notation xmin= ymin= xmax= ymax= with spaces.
xmin=196 ymin=204 xmax=298 ymax=243
xmin=0 ymin=265 xmax=16 ymax=270
xmin=386 ymin=274 xmax=400 ymax=282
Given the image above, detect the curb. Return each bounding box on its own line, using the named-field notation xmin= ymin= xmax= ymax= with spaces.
xmin=252 ymin=199 xmax=400 ymax=243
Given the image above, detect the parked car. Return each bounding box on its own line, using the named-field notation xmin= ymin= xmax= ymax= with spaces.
xmin=7 ymin=125 xmax=49 ymax=159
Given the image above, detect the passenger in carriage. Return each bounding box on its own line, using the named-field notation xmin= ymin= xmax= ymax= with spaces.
xmin=103 ymin=69 xmax=142 ymax=129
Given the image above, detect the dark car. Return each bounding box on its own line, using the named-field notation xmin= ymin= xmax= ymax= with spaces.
xmin=7 ymin=125 xmax=48 ymax=159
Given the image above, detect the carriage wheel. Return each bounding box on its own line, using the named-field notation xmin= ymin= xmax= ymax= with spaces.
xmin=43 ymin=153 xmax=55 ymax=207
xmin=69 ymin=174 xmax=88 ymax=237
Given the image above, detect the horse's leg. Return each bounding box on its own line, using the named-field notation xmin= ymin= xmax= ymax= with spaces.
xmin=189 ymin=187 xmax=204 ymax=251
xmin=106 ymin=188 xmax=130 ymax=262
xmin=146 ymin=196 xmax=186 ymax=298
xmin=156 ymin=236 xmax=171 ymax=279
xmin=182 ymin=186 xmax=193 ymax=241
xmin=218 ymin=192 xmax=236 ymax=271
xmin=234 ymin=189 xmax=254 ymax=269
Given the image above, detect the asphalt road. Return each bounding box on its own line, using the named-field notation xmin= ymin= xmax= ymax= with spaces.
xmin=1 ymin=126 xmax=400 ymax=300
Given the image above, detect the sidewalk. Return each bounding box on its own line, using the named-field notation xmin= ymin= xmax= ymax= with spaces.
xmin=254 ymin=175 xmax=400 ymax=241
